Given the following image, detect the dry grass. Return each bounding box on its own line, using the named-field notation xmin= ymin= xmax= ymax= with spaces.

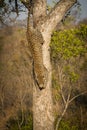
xmin=0 ymin=26 xmax=33 ymax=129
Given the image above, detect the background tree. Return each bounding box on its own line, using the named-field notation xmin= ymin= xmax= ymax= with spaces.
xmin=50 ymin=25 xmax=87 ymax=129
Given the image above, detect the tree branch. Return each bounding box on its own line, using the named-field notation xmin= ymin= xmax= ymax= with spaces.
xmin=67 ymin=85 xmax=72 ymax=103
xmin=55 ymin=102 xmax=68 ymax=130
xmin=20 ymin=0 xmax=30 ymax=9
xmin=40 ymin=0 xmax=77 ymax=34
xmin=56 ymin=90 xmax=87 ymax=130
xmin=69 ymin=91 xmax=87 ymax=104
xmin=33 ymin=0 xmax=47 ymax=27
xmin=57 ymin=65 xmax=66 ymax=105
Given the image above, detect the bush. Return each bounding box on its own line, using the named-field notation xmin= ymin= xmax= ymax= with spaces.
xmin=7 ymin=112 xmax=33 ymax=130
xmin=58 ymin=120 xmax=79 ymax=130
xmin=50 ymin=24 xmax=87 ymax=60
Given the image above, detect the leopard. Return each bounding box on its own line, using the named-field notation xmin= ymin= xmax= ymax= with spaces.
xmin=27 ymin=1 xmax=48 ymax=89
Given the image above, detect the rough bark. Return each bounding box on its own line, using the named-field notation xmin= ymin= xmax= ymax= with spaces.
xmin=39 ymin=0 xmax=77 ymax=35
xmin=33 ymin=0 xmax=47 ymax=27
xmin=26 ymin=0 xmax=77 ymax=130
xmin=33 ymin=33 xmax=54 ymax=130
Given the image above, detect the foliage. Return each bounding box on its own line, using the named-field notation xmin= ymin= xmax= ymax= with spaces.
xmin=58 ymin=120 xmax=79 ymax=130
xmin=8 ymin=112 xmax=33 ymax=130
xmin=0 ymin=0 xmax=5 ymax=7
xmin=50 ymin=24 xmax=87 ymax=129
xmin=76 ymin=24 xmax=87 ymax=41
xmin=51 ymin=25 xmax=87 ymax=90
xmin=50 ymin=24 xmax=87 ymax=85
xmin=50 ymin=24 xmax=87 ymax=60
xmin=64 ymin=65 xmax=79 ymax=82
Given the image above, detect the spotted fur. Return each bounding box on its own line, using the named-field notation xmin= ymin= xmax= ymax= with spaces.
xmin=27 ymin=7 xmax=47 ymax=89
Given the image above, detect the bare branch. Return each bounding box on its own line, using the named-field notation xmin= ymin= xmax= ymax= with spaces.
xmin=41 ymin=0 xmax=77 ymax=34
xmin=57 ymin=65 xmax=66 ymax=104
xmin=69 ymin=91 xmax=87 ymax=104
xmin=60 ymin=88 xmax=66 ymax=105
xmin=56 ymin=90 xmax=87 ymax=130
xmin=55 ymin=102 xmax=68 ymax=130
xmin=67 ymin=85 xmax=72 ymax=102
xmin=21 ymin=0 xmax=30 ymax=9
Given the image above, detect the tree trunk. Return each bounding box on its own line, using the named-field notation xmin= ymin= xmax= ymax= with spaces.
xmin=33 ymin=33 xmax=54 ymax=130
xmin=26 ymin=0 xmax=77 ymax=130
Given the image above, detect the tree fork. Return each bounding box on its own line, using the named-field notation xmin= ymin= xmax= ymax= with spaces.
xmin=26 ymin=0 xmax=77 ymax=130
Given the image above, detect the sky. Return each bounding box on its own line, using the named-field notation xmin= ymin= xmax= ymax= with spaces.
xmin=78 ymin=0 xmax=87 ymax=21
xmin=47 ymin=0 xmax=87 ymax=23
xmin=0 ymin=0 xmax=87 ymax=28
